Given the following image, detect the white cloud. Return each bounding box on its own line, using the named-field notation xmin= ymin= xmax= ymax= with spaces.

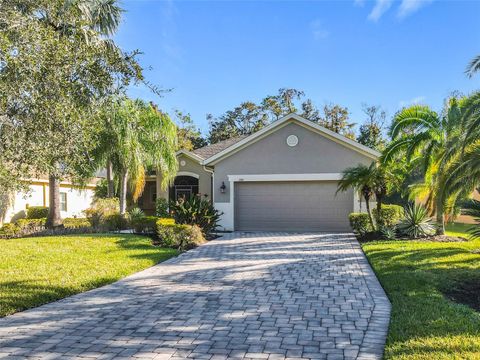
xmin=398 ymin=0 xmax=434 ymax=19
xmin=399 ymin=96 xmax=426 ymax=108
xmin=368 ymin=0 xmax=394 ymax=22
xmin=310 ymin=19 xmax=329 ymax=40
xmin=354 ymin=0 xmax=366 ymax=7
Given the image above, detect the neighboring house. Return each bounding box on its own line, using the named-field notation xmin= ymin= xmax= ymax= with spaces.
xmin=1 ymin=178 xmax=99 ymax=225
xmin=140 ymin=114 xmax=380 ymax=231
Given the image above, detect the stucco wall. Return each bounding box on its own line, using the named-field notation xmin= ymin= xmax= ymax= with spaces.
xmin=156 ymin=153 xmax=212 ymax=201
xmin=213 ymin=122 xmax=374 ymax=203
xmin=3 ymin=182 xmax=95 ymax=224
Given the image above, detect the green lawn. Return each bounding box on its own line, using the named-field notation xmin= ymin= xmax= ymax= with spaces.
xmin=362 ymin=223 xmax=480 ymax=360
xmin=0 ymin=234 xmax=178 ymax=317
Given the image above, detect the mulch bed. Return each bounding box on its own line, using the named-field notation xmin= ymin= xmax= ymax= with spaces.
xmin=443 ymin=278 xmax=480 ymax=312
xmin=358 ymin=234 xmax=469 ymax=243
xmin=417 ymin=235 xmax=468 ymax=242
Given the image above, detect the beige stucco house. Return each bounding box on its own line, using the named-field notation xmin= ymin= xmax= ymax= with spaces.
xmin=1 ymin=178 xmax=98 ymax=225
xmin=146 ymin=114 xmax=380 ymax=232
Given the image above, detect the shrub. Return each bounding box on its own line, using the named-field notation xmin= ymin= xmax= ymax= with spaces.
xmin=0 ymin=223 xmax=19 ymax=238
xmin=156 ymin=221 xmax=205 ymax=250
xmin=155 ymin=198 xmax=169 ymax=218
xmin=27 ymin=206 xmax=49 ymax=219
xmin=170 ymin=196 xmax=222 ymax=236
xmin=0 ymin=218 xmax=46 ymax=238
xmin=131 ymin=216 xmax=158 ymax=234
xmin=379 ymin=226 xmax=397 ymax=240
xmin=374 ymin=204 xmax=404 ymax=227
xmin=349 ymin=213 xmax=372 ymax=235
xmin=63 ymin=218 xmax=91 ymax=229
xmin=16 ymin=218 xmax=46 ymax=232
xmin=158 ymin=217 xmax=175 ymax=226
xmin=84 ymin=198 xmax=120 ymax=228
xmin=398 ymin=203 xmax=435 ymax=238
xmin=128 ymin=207 xmax=144 ymax=221
xmin=104 ymin=214 xmax=128 ymax=231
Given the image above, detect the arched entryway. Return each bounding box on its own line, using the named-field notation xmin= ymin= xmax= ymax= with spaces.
xmin=169 ymin=175 xmax=199 ymax=201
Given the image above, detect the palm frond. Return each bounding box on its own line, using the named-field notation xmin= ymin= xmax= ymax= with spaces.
xmin=466 ymin=54 xmax=480 ymax=78
xmin=390 ymin=105 xmax=439 ymax=139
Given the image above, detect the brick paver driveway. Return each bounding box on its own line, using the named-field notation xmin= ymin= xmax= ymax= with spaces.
xmin=0 ymin=233 xmax=390 ymax=360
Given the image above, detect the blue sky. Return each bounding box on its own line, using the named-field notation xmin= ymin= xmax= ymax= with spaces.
xmin=115 ymin=0 xmax=480 ymax=135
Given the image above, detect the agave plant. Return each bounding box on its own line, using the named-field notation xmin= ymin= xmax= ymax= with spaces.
xmin=461 ymin=199 xmax=480 ymax=239
xmin=398 ymin=203 xmax=436 ymax=238
xmin=379 ymin=226 xmax=397 ymax=240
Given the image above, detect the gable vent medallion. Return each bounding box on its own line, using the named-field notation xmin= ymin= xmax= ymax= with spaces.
xmin=286 ymin=135 xmax=299 ymax=147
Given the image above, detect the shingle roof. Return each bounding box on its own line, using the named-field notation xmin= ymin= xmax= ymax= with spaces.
xmin=192 ymin=135 xmax=248 ymax=159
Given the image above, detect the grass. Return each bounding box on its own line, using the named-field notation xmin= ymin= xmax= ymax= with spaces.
xmin=362 ymin=223 xmax=480 ymax=359
xmin=0 ymin=233 xmax=178 ymax=317
xmin=445 ymin=222 xmax=473 ymax=238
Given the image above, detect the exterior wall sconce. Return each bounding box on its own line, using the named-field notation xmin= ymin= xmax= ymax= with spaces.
xmin=220 ymin=182 xmax=227 ymax=194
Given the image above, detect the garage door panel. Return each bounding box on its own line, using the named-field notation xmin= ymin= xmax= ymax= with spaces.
xmin=234 ymin=181 xmax=352 ymax=232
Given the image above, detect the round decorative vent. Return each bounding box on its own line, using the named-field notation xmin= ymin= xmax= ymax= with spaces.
xmin=286 ymin=135 xmax=299 ymax=147
xmin=180 ymin=160 xmax=186 ymax=167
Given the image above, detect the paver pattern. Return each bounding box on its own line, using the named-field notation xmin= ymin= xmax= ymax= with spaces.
xmin=0 ymin=233 xmax=390 ymax=360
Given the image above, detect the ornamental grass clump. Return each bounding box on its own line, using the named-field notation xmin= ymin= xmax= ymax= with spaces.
xmin=397 ymin=203 xmax=436 ymax=238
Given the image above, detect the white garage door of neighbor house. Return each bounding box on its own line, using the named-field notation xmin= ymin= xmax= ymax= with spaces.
xmin=234 ymin=181 xmax=353 ymax=232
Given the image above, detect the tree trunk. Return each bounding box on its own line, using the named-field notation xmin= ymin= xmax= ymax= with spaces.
xmin=376 ymin=193 xmax=383 ymax=227
xmin=106 ymin=160 xmax=115 ymax=198
xmin=436 ymin=200 xmax=445 ymax=235
xmin=364 ymin=195 xmax=376 ymax=231
xmin=46 ymin=173 xmax=62 ymax=228
xmin=119 ymin=169 xmax=128 ymax=215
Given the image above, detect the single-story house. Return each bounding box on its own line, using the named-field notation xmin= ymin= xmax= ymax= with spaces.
xmin=1 ymin=178 xmax=98 ymax=225
xmin=142 ymin=114 xmax=381 ymax=232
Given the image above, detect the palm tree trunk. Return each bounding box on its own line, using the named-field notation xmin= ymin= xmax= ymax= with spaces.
xmin=364 ymin=195 xmax=376 ymax=231
xmin=46 ymin=173 xmax=62 ymax=228
xmin=376 ymin=193 xmax=383 ymax=227
xmin=119 ymin=169 xmax=128 ymax=215
xmin=436 ymin=200 xmax=445 ymax=235
xmin=106 ymin=160 xmax=115 ymax=198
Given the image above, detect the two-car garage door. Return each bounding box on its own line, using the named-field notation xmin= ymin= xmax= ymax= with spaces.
xmin=234 ymin=181 xmax=353 ymax=232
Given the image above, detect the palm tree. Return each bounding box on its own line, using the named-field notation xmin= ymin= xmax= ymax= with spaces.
xmin=337 ymin=163 xmax=377 ymax=231
xmin=443 ymin=92 xmax=480 ymax=211
xmin=95 ymin=98 xmax=177 ymax=214
xmin=461 ymin=200 xmax=480 ymax=239
xmin=381 ymin=99 xmax=468 ymax=235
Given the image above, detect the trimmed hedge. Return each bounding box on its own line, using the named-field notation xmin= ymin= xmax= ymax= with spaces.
xmin=63 ymin=218 xmax=91 ymax=229
xmin=156 ymin=219 xmax=205 ymax=251
xmin=104 ymin=214 xmax=128 ymax=231
xmin=158 ymin=218 xmax=175 ymax=226
xmin=374 ymin=204 xmax=404 ymax=227
xmin=130 ymin=216 xmax=158 ymax=234
xmin=0 ymin=218 xmax=46 ymax=239
xmin=349 ymin=213 xmax=372 ymax=235
xmin=0 ymin=223 xmax=19 ymax=238
xmin=27 ymin=206 xmax=49 ymax=219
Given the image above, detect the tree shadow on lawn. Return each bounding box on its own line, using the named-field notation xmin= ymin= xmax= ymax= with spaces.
xmin=0 ymin=233 xmax=178 ymax=317
xmin=364 ymin=245 xmax=480 ymax=358
xmin=0 ymin=277 xmax=118 ymax=318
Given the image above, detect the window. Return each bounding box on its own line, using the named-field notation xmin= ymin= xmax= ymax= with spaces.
xmin=60 ymin=192 xmax=67 ymax=212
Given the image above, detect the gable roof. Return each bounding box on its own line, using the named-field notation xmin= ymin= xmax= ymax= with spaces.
xmin=191 ymin=135 xmax=248 ymax=159
xmin=202 ymin=113 xmax=381 ymax=165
